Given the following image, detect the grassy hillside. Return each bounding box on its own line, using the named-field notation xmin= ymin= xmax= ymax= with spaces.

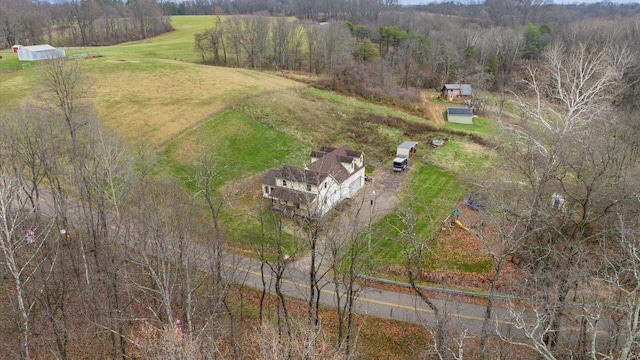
xmin=0 ymin=15 xmax=495 ymax=274
xmin=0 ymin=17 xmax=304 ymax=145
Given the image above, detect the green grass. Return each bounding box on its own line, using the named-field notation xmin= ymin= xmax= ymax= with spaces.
xmin=425 ymin=139 xmax=496 ymax=175
xmin=163 ymin=108 xmax=311 ymax=188
xmin=0 ymin=15 xmax=498 ymax=277
xmin=366 ymin=164 xmax=469 ymax=267
xmin=441 ymin=116 xmax=499 ymax=136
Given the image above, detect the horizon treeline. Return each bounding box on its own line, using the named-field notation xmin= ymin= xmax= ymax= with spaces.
xmin=0 ymin=0 xmax=172 ymax=48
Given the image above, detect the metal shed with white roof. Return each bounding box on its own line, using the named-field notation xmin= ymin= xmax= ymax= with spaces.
xmin=17 ymin=45 xmax=65 ymax=61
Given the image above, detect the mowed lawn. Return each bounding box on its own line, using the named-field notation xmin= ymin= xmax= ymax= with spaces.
xmin=368 ymin=163 xmax=470 ymax=268
xmin=163 ymin=108 xmax=311 ymax=187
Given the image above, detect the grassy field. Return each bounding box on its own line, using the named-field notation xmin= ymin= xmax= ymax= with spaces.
xmin=366 ymin=163 xmax=479 ymax=269
xmin=0 ymin=15 xmax=303 ymax=146
xmin=0 ymin=15 xmax=497 ymax=275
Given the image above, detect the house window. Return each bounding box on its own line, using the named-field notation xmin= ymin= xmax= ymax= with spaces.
xmin=351 ymin=162 xmax=354 ymax=169
xmin=264 ymin=186 xmax=270 ymax=194
xmin=306 ymin=184 xmax=311 ymax=191
xmin=324 ymin=182 xmax=327 ymax=189
xmin=294 ymin=203 xmax=300 ymax=209
xmin=282 ymin=179 xmax=287 ymax=186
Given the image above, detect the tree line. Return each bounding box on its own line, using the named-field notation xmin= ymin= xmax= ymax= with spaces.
xmin=165 ymin=0 xmax=640 ymax=28
xmin=163 ymin=0 xmax=400 ymax=21
xmin=194 ymin=11 xmax=640 ymax=112
xmin=0 ymin=0 xmax=172 ymax=48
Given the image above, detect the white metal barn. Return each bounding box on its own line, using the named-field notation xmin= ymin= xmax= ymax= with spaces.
xmin=17 ymin=45 xmax=65 ymax=61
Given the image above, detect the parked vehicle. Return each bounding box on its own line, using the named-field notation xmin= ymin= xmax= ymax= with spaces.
xmin=392 ymin=155 xmax=408 ymax=172
xmin=393 ymin=141 xmax=417 ymax=172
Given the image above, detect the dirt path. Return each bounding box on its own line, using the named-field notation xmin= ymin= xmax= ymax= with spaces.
xmin=421 ymin=91 xmax=445 ymax=125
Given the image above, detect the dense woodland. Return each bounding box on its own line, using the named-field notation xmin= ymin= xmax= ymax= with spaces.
xmin=1 ymin=0 xmax=640 ymax=359
xmin=189 ymin=3 xmax=640 ymax=113
xmin=0 ymin=0 xmax=171 ymax=47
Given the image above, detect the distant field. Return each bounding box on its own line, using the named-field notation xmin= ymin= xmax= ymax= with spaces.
xmin=0 ymin=16 xmax=305 ymax=146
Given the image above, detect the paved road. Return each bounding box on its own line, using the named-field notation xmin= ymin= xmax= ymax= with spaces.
xmin=19 ymin=176 xmax=613 ymax=345
xmin=210 ymin=248 xmax=522 ymax=335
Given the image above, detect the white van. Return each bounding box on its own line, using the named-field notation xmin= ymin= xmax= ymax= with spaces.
xmin=392 ymin=155 xmax=408 ymax=172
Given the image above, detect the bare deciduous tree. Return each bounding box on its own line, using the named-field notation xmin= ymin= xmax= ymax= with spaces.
xmin=495 ymin=39 xmax=639 ymax=356
xmin=394 ymin=206 xmax=449 ymax=357
xmin=37 ymin=57 xmax=95 ymax=154
xmin=0 ymin=175 xmax=54 ymax=360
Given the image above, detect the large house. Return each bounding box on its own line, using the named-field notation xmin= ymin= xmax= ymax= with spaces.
xmin=262 ymin=145 xmax=365 ymax=217
xmin=440 ymin=84 xmax=473 ymax=102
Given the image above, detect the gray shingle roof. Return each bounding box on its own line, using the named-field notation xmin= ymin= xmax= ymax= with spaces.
xmin=442 ymin=84 xmax=473 ymax=96
xmin=447 ymin=107 xmax=473 ymax=116
xmin=281 ymin=165 xmax=328 ymax=185
xmin=263 ymin=169 xmax=280 ymax=187
xmin=270 ymin=187 xmax=317 ymax=204
xmin=307 ymin=144 xmax=363 ymax=183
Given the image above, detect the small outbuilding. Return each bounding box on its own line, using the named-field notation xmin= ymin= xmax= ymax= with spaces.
xmin=397 ymin=141 xmax=418 ymax=158
xmin=441 ymin=84 xmax=473 ymax=101
xmin=17 ymin=45 xmax=65 ymax=61
xmin=447 ymin=107 xmax=474 ymax=125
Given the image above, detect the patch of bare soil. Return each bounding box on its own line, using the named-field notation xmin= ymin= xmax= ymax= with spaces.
xmin=218 ymin=172 xmax=265 ymax=216
xmin=421 ymin=92 xmax=445 ymax=125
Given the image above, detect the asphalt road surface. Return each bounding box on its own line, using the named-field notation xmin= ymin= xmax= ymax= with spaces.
xmin=17 ymin=176 xmax=614 ymax=346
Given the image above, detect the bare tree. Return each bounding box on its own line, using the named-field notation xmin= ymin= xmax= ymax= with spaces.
xmin=325 ymin=189 xmax=372 ymax=357
xmin=392 ymin=32 xmax=430 ymax=89
xmin=191 ymin=149 xmax=240 ymax=353
xmin=237 ymin=15 xmax=270 ymax=70
xmin=125 ymin=178 xmax=188 ymax=344
xmin=394 ymin=206 xmax=449 ymax=357
xmin=494 ymin=39 xmax=637 ymax=355
xmin=598 ymin=207 xmax=640 ymax=359
xmin=194 ymin=14 xmax=227 ymax=66
xmin=72 ymin=0 xmax=101 ymax=47
xmin=0 ymin=0 xmax=45 ymax=46
xmin=257 ymin=207 xmax=294 ymax=345
xmin=467 ymin=189 xmax=538 ymax=359
xmin=272 ymin=16 xmax=303 ymax=71
xmin=37 ymin=57 xmax=95 ymax=155
xmin=0 ymin=175 xmax=54 ymax=359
